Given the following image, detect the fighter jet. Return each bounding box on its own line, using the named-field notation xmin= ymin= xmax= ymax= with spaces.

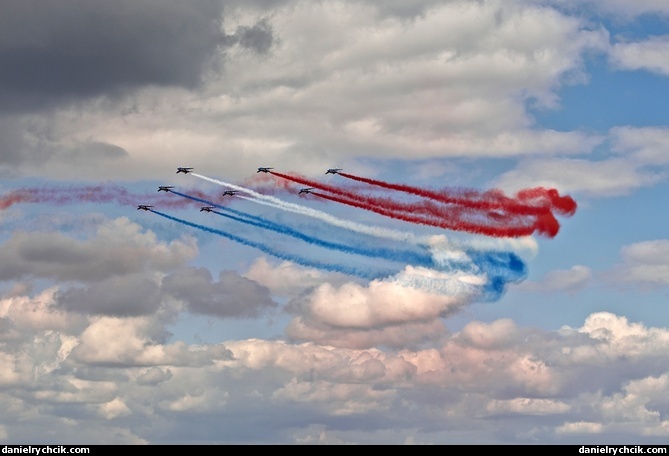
xmin=200 ymin=206 xmax=215 ymax=212
xmin=222 ymin=190 xmax=239 ymax=196
xmin=137 ymin=205 xmax=153 ymax=211
xmin=158 ymin=186 xmax=174 ymax=192
xmin=325 ymin=168 xmax=342 ymax=174
xmin=176 ymin=167 xmax=194 ymax=174
xmin=299 ymin=188 xmax=314 ymax=194
xmin=257 ymin=167 xmax=274 ymax=173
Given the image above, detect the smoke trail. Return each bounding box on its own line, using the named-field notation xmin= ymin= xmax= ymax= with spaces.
xmin=0 ymin=184 xmax=198 ymax=210
xmin=337 ymin=172 xmax=577 ymax=216
xmin=169 ymin=189 xmax=434 ymax=266
xmin=185 ymin=174 xmax=529 ymax=297
xmin=190 ymin=172 xmax=431 ymax=244
xmin=310 ymin=190 xmax=549 ymax=238
xmin=152 ymin=209 xmax=524 ymax=300
xmin=270 ymin=171 xmax=564 ymax=238
xmin=177 ymin=186 xmax=527 ymax=293
xmin=271 ymin=170 xmax=545 ymax=221
xmin=150 ymin=210 xmax=393 ymax=280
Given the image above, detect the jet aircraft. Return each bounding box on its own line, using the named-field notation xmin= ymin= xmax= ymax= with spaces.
xmin=222 ymin=190 xmax=239 ymax=196
xmin=200 ymin=206 xmax=215 ymax=212
xmin=257 ymin=167 xmax=274 ymax=173
xmin=158 ymin=186 xmax=174 ymax=192
xmin=176 ymin=167 xmax=194 ymax=174
xmin=137 ymin=205 xmax=153 ymax=211
xmin=299 ymin=188 xmax=314 ymax=194
xmin=325 ymin=168 xmax=342 ymax=174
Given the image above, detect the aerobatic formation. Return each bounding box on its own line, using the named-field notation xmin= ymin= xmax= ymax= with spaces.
xmin=0 ymin=167 xmax=577 ymax=302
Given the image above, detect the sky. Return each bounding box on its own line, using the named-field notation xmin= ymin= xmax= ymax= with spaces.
xmin=1 ymin=0 xmax=668 ymax=445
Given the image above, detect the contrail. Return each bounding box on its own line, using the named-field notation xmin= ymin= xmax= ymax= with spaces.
xmin=150 ymin=209 xmax=394 ymax=280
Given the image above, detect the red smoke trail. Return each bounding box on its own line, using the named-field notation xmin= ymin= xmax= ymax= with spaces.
xmin=270 ymin=171 xmax=511 ymax=221
xmin=338 ymin=172 xmax=577 ymax=217
xmin=270 ymin=171 xmax=562 ymax=237
xmin=0 ymin=184 xmax=208 ymax=210
xmin=311 ymin=191 xmax=557 ymax=238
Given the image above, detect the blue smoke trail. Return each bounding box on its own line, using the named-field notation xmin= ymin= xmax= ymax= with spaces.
xmin=166 ymin=190 xmax=527 ymax=300
xmin=151 ymin=210 xmax=394 ymax=280
xmin=432 ymin=250 xmax=528 ymax=301
xmin=170 ymin=190 xmax=432 ymax=266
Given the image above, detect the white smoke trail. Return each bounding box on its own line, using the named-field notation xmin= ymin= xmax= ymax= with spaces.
xmin=192 ymin=172 xmax=429 ymax=244
xmin=190 ymin=172 xmax=538 ymax=259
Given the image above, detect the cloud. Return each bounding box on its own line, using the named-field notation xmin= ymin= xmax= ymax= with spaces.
xmin=517 ymin=265 xmax=592 ymax=293
xmin=242 ymin=257 xmax=355 ymax=298
xmin=558 ymin=373 xmax=669 ymax=438
xmin=289 ymin=279 xmax=467 ymax=329
xmin=610 ymin=126 xmax=669 ymax=166
xmin=287 ymin=317 xmax=448 ymax=350
xmin=0 ymin=217 xmax=198 ymax=282
xmin=493 ymin=157 xmax=663 ymax=197
xmin=0 ymin=0 xmax=612 ymax=180
xmin=610 ymin=36 xmax=669 ymax=77
xmin=284 ymin=272 xmax=475 ymax=348
xmin=611 ymin=240 xmax=669 ymax=287
xmin=0 ymin=287 xmax=86 ymax=338
xmin=0 ymin=297 xmax=668 ymax=443
xmin=162 ymin=266 xmax=278 ymax=318
xmin=55 ymin=274 xmax=163 ymax=316
xmin=69 ymin=316 xmax=234 ymax=367
xmin=136 ymin=367 xmax=173 ymax=386
xmin=225 ymin=17 xmax=275 ymax=55
xmin=0 ymin=0 xmax=667 ymax=445
xmin=0 ymin=0 xmax=226 ymax=112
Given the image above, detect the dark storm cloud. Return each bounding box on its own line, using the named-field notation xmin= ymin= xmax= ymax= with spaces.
xmin=55 ymin=274 xmax=162 ymax=316
xmin=162 ymin=267 xmax=277 ymax=318
xmin=0 ymin=0 xmax=226 ymax=112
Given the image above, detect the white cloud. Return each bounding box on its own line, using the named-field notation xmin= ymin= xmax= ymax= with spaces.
xmin=493 ymin=157 xmax=662 ymax=197
xmin=517 ymin=265 xmax=592 ymax=293
xmin=69 ymin=316 xmax=232 ymax=367
xmin=459 ymin=318 xmax=520 ymax=349
xmin=0 ymin=287 xmax=85 ymax=336
xmin=610 ymin=126 xmax=669 ymax=166
xmin=293 ymin=278 xmax=467 ymax=329
xmin=10 ymin=0 xmax=610 ymax=180
xmin=486 ymin=397 xmax=570 ymax=416
xmin=613 ymin=240 xmax=669 ymax=287
xmin=556 ymin=421 xmax=603 ymax=435
xmin=563 ymin=312 xmax=669 ymax=361
xmin=610 ymin=37 xmax=669 ymax=77
xmin=98 ymin=397 xmax=132 ymax=420
xmin=244 ymin=258 xmax=333 ymax=297
xmin=0 ymin=303 xmax=666 ymax=442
